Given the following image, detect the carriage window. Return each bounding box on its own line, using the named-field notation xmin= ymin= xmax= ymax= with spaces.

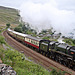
xmin=31 ymin=40 xmax=32 ymax=42
xmin=34 ymin=41 xmax=35 ymax=44
xmin=35 ymin=42 xmax=37 ymax=45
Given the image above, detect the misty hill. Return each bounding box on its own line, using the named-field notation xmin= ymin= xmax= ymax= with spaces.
xmin=0 ymin=6 xmax=20 ymax=26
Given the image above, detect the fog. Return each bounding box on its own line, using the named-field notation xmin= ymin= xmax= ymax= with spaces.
xmin=19 ymin=0 xmax=75 ymax=36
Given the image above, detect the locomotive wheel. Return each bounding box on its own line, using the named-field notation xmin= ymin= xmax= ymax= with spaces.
xmin=41 ymin=51 xmax=44 ymax=55
xmin=63 ymin=62 xmax=67 ymax=66
xmin=58 ymin=56 xmax=63 ymax=64
xmin=51 ymin=56 xmax=55 ymax=60
xmin=44 ymin=53 xmax=47 ymax=56
xmin=63 ymin=61 xmax=67 ymax=67
xmin=49 ymin=55 xmax=52 ymax=59
xmin=47 ymin=54 xmax=50 ymax=58
xmin=46 ymin=54 xmax=47 ymax=57
xmin=68 ymin=61 xmax=72 ymax=69
xmin=73 ymin=66 xmax=75 ymax=71
xmin=55 ymin=58 xmax=58 ymax=62
xmin=40 ymin=51 xmax=42 ymax=54
xmin=55 ymin=55 xmax=59 ymax=62
xmin=47 ymin=53 xmax=50 ymax=58
xmin=41 ymin=51 xmax=42 ymax=54
xmin=68 ymin=64 xmax=71 ymax=68
xmin=59 ymin=59 xmax=63 ymax=64
xmin=43 ymin=52 xmax=45 ymax=56
xmin=50 ymin=52 xmax=55 ymax=60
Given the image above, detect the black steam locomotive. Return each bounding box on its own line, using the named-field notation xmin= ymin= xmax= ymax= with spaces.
xmin=7 ymin=29 xmax=75 ymax=70
xmin=39 ymin=40 xmax=75 ymax=70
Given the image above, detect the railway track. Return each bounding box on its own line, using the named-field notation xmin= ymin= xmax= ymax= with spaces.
xmin=3 ymin=31 xmax=75 ymax=75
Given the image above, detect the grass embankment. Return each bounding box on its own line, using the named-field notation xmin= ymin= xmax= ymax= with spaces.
xmin=0 ymin=6 xmax=20 ymax=27
xmin=0 ymin=47 xmax=49 ymax=75
xmin=0 ymin=28 xmax=65 ymax=75
xmin=0 ymin=34 xmax=50 ymax=75
xmin=0 ymin=43 xmax=65 ymax=75
xmin=0 ymin=29 xmax=50 ymax=74
xmin=0 ymin=36 xmax=64 ymax=75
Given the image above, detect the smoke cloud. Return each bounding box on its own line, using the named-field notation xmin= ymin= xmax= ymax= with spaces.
xmin=19 ymin=0 xmax=75 ymax=36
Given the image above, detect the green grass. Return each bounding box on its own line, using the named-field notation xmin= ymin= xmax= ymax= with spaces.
xmin=0 ymin=26 xmax=65 ymax=75
xmin=0 ymin=45 xmax=66 ymax=75
xmin=0 ymin=45 xmax=51 ymax=75
xmin=64 ymin=38 xmax=75 ymax=46
xmin=0 ymin=30 xmax=50 ymax=75
xmin=0 ymin=30 xmax=65 ymax=75
xmin=0 ymin=6 xmax=20 ymax=25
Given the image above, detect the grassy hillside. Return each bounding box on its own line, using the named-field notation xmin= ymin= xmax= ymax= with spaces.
xmin=0 ymin=6 xmax=20 ymax=27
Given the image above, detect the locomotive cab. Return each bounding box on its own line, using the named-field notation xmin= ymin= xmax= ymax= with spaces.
xmin=39 ymin=40 xmax=50 ymax=52
xmin=49 ymin=41 xmax=56 ymax=49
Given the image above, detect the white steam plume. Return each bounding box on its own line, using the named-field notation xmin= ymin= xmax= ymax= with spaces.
xmin=19 ymin=0 xmax=75 ymax=36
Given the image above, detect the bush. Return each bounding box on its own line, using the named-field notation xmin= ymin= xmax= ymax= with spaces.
xmin=1 ymin=48 xmax=50 ymax=75
xmin=14 ymin=27 xmax=22 ymax=33
xmin=42 ymin=36 xmax=50 ymax=40
xmin=6 ymin=23 xmax=10 ymax=28
xmin=0 ymin=36 xmax=5 ymax=44
xmin=50 ymin=68 xmax=65 ymax=75
xmin=0 ymin=43 xmax=65 ymax=75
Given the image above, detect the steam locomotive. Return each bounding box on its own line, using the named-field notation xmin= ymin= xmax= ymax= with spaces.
xmin=7 ymin=28 xmax=75 ymax=70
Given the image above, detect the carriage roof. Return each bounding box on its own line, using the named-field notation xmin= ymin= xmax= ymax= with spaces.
xmin=8 ymin=28 xmax=41 ymax=41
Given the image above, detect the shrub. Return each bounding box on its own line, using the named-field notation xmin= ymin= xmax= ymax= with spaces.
xmin=50 ymin=68 xmax=65 ymax=75
xmin=0 ymin=44 xmax=65 ymax=75
xmin=6 ymin=23 xmax=10 ymax=28
xmin=14 ymin=27 xmax=22 ymax=33
xmin=0 ymin=36 xmax=5 ymax=44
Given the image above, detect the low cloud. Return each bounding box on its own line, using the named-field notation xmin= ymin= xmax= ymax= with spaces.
xmin=20 ymin=0 xmax=75 ymax=36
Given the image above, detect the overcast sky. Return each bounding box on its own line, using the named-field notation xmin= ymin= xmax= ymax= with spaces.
xmin=0 ymin=0 xmax=75 ymax=36
xmin=0 ymin=0 xmax=75 ymax=11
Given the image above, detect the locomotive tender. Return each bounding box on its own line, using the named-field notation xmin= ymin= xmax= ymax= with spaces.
xmin=7 ymin=28 xmax=75 ymax=70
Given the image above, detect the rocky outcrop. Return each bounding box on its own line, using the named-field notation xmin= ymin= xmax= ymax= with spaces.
xmin=0 ymin=65 xmax=16 ymax=75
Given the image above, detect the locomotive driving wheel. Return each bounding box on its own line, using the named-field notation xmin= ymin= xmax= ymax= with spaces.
xmin=55 ymin=55 xmax=59 ymax=62
xmin=73 ymin=66 xmax=75 ymax=71
xmin=59 ymin=58 xmax=63 ymax=64
xmin=68 ymin=60 xmax=72 ymax=69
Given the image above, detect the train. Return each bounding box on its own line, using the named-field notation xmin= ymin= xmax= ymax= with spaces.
xmin=7 ymin=28 xmax=75 ymax=70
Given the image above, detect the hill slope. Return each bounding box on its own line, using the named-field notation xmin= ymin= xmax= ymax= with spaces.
xmin=0 ymin=6 xmax=20 ymax=26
